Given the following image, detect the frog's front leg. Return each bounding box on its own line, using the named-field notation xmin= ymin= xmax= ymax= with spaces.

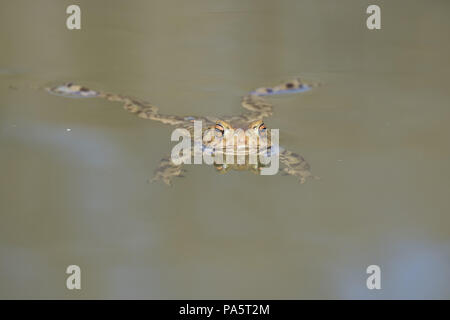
xmin=150 ymin=156 xmax=187 ymax=186
xmin=279 ymin=149 xmax=318 ymax=184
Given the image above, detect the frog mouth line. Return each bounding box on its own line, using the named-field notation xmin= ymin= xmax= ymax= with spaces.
xmin=201 ymin=145 xmax=282 ymax=157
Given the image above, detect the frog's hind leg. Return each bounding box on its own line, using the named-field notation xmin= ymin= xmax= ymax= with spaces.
xmin=150 ymin=156 xmax=187 ymax=186
xmin=240 ymin=95 xmax=274 ymax=120
xmin=279 ymin=149 xmax=319 ymax=184
xmin=240 ymin=78 xmax=320 ymax=121
xmin=251 ymin=78 xmax=320 ymax=96
xmin=46 ymin=82 xmax=190 ymax=127
xmin=121 ymin=98 xmax=186 ymax=126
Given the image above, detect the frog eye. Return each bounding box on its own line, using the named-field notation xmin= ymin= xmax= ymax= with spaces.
xmin=215 ymin=123 xmax=225 ymax=136
xmin=258 ymin=123 xmax=267 ymax=132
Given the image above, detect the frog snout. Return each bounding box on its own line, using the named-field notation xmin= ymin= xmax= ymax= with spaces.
xmin=234 ymin=129 xmax=247 ymax=147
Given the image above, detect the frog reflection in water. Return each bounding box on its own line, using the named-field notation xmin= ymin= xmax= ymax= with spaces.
xmin=47 ymin=78 xmax=319 ymax=185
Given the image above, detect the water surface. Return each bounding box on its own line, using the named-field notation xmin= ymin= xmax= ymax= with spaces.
xmin=1 ymin=0 xmax=449 ymax=298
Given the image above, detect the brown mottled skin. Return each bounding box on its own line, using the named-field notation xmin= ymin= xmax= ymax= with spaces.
xmin=47 ymin=78 xmax=319 ymax=185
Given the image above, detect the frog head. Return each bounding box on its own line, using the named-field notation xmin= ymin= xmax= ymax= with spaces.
xmin=202 ymin=119 xmax=270 ymax=154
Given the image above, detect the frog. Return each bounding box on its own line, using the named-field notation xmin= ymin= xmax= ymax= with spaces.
xmin=46 ymin=78 xmax=319 ymax=186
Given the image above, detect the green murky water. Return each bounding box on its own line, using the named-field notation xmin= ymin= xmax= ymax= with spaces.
xmin=1 ymin=0 xmax=449 ymax=298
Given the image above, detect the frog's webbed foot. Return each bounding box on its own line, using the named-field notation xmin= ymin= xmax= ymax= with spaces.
xmin=280 ymin=150 xmax=318 ymax=184
xmin=250 ymin=78 xmax=320 ymax=96
xmin=150 ymin=157 xmax=186 ymax=186
xmin=214 ymin=163 xmax=231 ymax=174
xmin=46 ymin=83 xmax=100 ymax=98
